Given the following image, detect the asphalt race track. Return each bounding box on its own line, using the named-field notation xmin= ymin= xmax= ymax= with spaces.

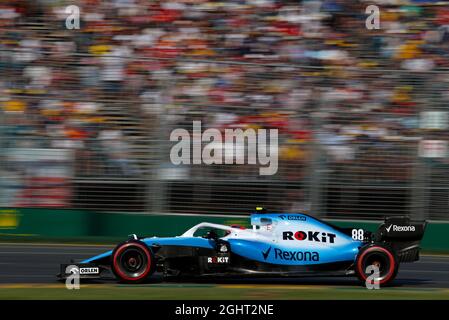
xmin=0 ymin=243 xmax=448 ymax=288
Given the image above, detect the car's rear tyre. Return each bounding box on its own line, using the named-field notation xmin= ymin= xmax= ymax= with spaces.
xmin=355 ymin=245 xmax=398 ymax=286
xmin=111 ymin=241 xmax=155 ymax=283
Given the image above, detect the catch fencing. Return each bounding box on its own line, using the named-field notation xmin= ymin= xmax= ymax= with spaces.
xmin=1 ymin=49 xmax=449 ymax=220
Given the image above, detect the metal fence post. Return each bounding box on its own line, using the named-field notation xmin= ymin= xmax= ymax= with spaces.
xmin=0 ymin=110 xmax=4 ymax=207
xmin=309 ymin=88 xmax=326 ymax=218
xmin=410 ymin=154 xmax=428 ymax=221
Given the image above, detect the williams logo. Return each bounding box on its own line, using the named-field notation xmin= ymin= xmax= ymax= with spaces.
xmin=279 ymin=215 xmax=306 ymax=221
xmin=261 ymin=246 xmax=319 ymax=262
xmin=283 ymin=231 xmax=336 ymax=243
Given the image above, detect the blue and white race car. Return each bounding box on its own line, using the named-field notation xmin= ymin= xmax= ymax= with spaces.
xmin=59 ymin=208 xmax=426 ymax=286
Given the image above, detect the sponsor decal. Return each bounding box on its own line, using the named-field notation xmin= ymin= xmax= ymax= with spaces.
xmin=262 ymin=246 xmax=272 ymax=260
xmin=207 ymin=257 xmax=230 ymax=264
xmin=261 ymin=246 xmax=319 ymax=262
xmin=79 ymin=267 xmax=99 ymax=275
xmin=283 ymin=231 xmax=336 ymax=243
xmin=279 ymin=215 xmax=306 ymax=221
xmin=0 ymin=209 xmax=19 ymax=229
xmin=219 ymin=244 xmax=228 ymax=253
xmin=274 ymin=248 xmax=319 ymax=261
xmin=386 ymin=225 xmax=416 ymax=232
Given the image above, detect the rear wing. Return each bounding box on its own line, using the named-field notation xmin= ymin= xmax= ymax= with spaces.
xmin=375 ymin=216 xmax=427 ymax=262
xmin=376 ymin=216 xmax=426 ymax=242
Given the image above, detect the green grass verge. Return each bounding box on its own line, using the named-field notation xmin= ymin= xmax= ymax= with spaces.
xmin=0 ymin=284 xmax=448 ymax=300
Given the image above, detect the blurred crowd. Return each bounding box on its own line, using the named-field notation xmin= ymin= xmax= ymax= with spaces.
xmin=1 ymin=0 xmax=449 ymax=183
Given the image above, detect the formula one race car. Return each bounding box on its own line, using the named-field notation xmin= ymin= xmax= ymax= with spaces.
xmin=58 ymin=208 xmax=426 ymax=286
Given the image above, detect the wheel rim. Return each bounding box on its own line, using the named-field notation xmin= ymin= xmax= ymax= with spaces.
xmin=114 ymin=244 xmax=152 ymax=280
xmin=364 ymin=253 xmax=390 ymax=280
xmin=120 ymin=248 xmax=145 ymax=275
xmin=359 ymin=248 xmax=395 ymax=284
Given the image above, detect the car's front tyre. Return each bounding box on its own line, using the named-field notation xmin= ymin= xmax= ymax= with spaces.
xmin=355 ymin=244 xmax=398 ymax=287
xmin=111 ymin=241 xmax=155 ymax=283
